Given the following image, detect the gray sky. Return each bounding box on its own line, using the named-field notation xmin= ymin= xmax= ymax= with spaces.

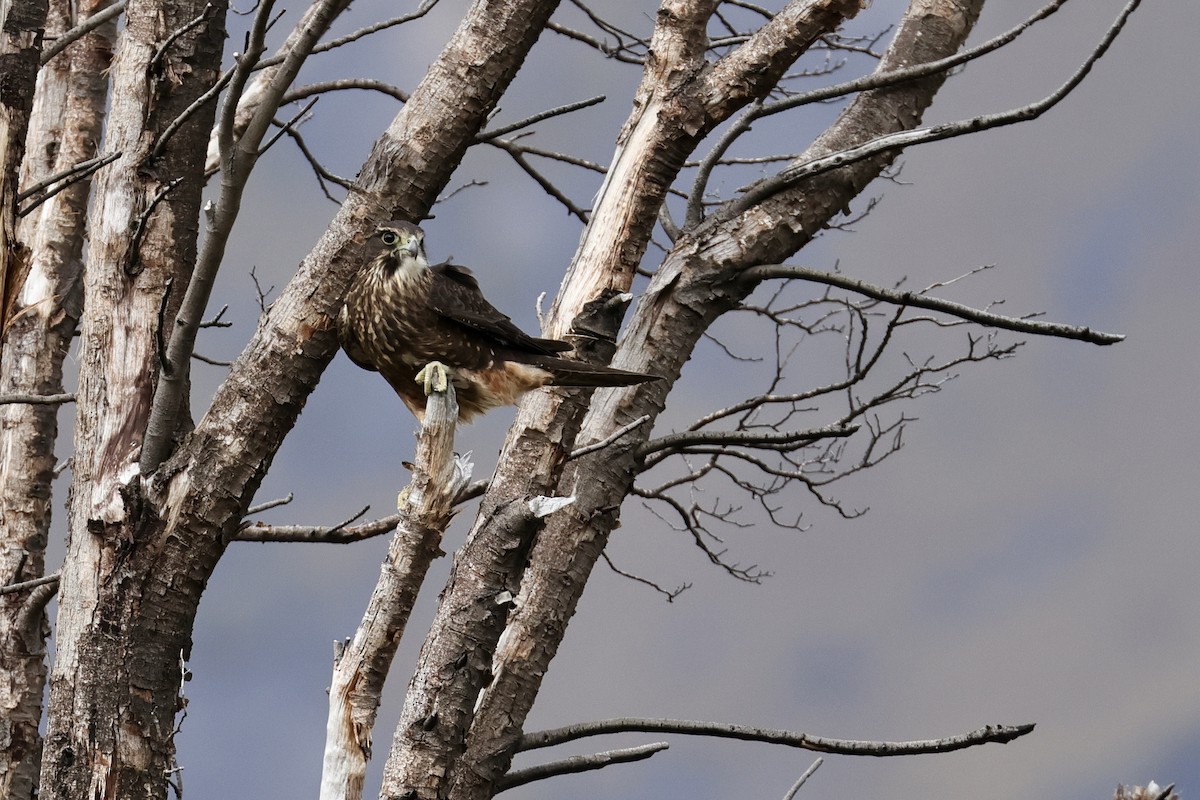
xmin=143 ymin=1 xmax=1200 ymax=798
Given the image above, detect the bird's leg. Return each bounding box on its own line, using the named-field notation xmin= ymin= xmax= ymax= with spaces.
xmin=415 ymin=360 xmax=451 ymax=395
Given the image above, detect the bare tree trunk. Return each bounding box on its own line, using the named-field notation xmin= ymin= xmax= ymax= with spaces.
xmin=0 ymin=0 xmax=48 ymax=337
xmin=0 ymin=6 xmax=116 ymax=796
xmin=38 ymin=0 xmax=561 ymax=795
xmin=39 ymin=1 xmax=229 ymax=795
xmin=378 ymin=4 xmax=870 ymax=798
xmin=0 ymin=1 xmax=55 ymax=797
xmin=375 ymin=2 xmax=988 ymax=799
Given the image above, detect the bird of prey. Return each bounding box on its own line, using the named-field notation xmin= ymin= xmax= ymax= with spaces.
xmin=338 ymin=220 xmax=658 ymax=422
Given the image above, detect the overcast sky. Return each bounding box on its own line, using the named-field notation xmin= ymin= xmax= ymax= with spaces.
xmin=99 ymin=1 xmax=1200 ymax=798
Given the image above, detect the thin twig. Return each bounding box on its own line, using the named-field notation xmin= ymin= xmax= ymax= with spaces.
xmin=570 ymin=415 xmax=652 ymax=460
xmin=16 ymin=151 xmax=121 ymax=208
xmin=741 ymin=264 xmax=1124 ymax=345
xmin=253 ymin=0 xmax=443 ymax=72
xmin=489 ymin=139 xmax=589 ymax=222
xmin=722 ymin=0 xmax=1142 ymax=220
xmin=259 ymin=98 xmax=319 ymax=156
xmin=192 ymin=352 xmax=232 ymax=367
xmin=782 ymin=758 xmax=823 ymax=800
xmin=477 ymin=95 xmax=605 ymax=141
xmin=125 ymin=178 xmax=185 ymax=275
xmin=150 ymin=69 xmax=238 ymax=162
xmin=498 ymin=743 xmax=669 ymax=791
xmin=246 ymin=493 xmax=294 ymax=515
xmin=601 ymin=552 xmax=690 ymax=602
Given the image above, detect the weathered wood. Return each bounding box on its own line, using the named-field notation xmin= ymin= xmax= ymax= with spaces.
xmin=41 ymin=0 xmax=230 ymax=796
xmin=321 ymin=383 xmax=469 ymax=800
xmin=445 ymin=3 xmax=986 ymax=798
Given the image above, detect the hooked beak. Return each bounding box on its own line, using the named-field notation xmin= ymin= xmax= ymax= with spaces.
xmin=404 ymin=238 xmax=421 ymax=258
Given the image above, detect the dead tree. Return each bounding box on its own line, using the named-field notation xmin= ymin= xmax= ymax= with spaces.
xmin=0 ymin=1 xmax=1141 ymax=799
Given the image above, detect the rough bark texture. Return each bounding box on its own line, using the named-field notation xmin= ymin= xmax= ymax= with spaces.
xmin=436 ymin=2 xmax=986 ymax=798
xmin=0 ymin=0 xmax=48 ymax=340
xmin=38 ymin=0 xmax=561 ymax=797
xmin=321 ymin=386 xmax=469 ymax=800
xmin=0 ymin=1 xmax=117 ymax=794
xmin=380 ymin=2 xmax=882 ymax=799
xmin=40 ymin=0 xmax=230 ymax=796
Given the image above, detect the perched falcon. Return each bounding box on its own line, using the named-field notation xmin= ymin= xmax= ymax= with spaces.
xmin=338 ymin=220 xmax=658 ymax=422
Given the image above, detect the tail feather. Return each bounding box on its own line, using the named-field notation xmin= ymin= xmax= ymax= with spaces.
xmin=530 ymin=356 xmax=660 ymax=388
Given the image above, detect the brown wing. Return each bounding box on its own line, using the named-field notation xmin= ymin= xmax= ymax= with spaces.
xmin=427 ymin=262 xmax=573 ymax=356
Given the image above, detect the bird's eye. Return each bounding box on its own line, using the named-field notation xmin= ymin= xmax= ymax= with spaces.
xmin=380 ymin=231 xmax=399 ymax=246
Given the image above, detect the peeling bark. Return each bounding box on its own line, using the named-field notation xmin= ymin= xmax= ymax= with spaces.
xmin=321 ymin=385 xmax=469 ymax=800
xmin=440 ymin=3 xmax=985 ymax=798
xmin=41 ymin=1 xmax=230 ymax=796
xmin=1 ymin=1 xmax=117 ymax=793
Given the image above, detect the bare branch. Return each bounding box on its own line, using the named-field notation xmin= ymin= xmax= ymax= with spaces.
xmin=321 ymin=382 xmax=470 ymax=799
xmin=639 ymin=423 xmax=859 ymax=467
xmin=0 ymin=573 xmax=60 ymax=596
xmin=150 ymin=69 xmax=238 ymax=162
xmin=254 ymin=0 xmax=444 ymax=72
xmin=16 ymin=151 xmax=121 ymax=214
xmin=273 ymin=120 xmax=354 ymax=201
xmin=0 ymin=393 xmax=75 ymax=406
xmin=518 ymin=718 xmax=1036 ymax=756
xmin=477 ymin=95 xmax=605 ymax=141
xmin=40 ymin=0 xmax=127 ymax=65
xmin=236 ymin=514 xmax=402 ymax=544
xmin=199 ymin=304 xmax=231 ymax=328
xmin=600 ymin=552 xmax=690 ymax=602
xmin=489 ymin=138 xmax=590 ymax=222
xmin=782 ymin=758 xmax=823 ymax=800
xmin=191 ymin=352 xmax=231 ymax=367
xmin=281 ymin=78 xmax=409 ymax=105
xmin=141 ymin=0 xmax=353 ymax=473
xmin=690 ymin=0 xmax=1076 ymax=222
xmin=759 ymin=0 xmax=1072 ymax=121
xmin=245 ymin=493 xmax=294 ymax=515
xmin=723 ymin=0 xmax=1142 ymax=220
xmin=497 ymin=742 xmax=669 ymax=791
xmin=124 ymin=177 xmax=185 ymax=275
xmin=742 ymin=263 xmax=1124 ymax=345
xmin=570 ymin=414 xmax=651 ymax=460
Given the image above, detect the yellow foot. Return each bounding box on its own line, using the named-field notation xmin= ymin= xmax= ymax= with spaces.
xmin=415 ymin=361 xmax=451 ymax=395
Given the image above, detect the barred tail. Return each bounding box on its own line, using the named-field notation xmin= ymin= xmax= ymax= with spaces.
xmin=532 ymin=356 xmax=660 ymax=388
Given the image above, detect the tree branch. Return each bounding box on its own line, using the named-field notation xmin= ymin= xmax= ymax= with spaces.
xmin=39 ymin=0 xmax=126 ymax=65
xmin=742 ymin=263 xmax=1124 ymax=345
xmin=321 ymin=382 xmax=470 ymax=800
xmin=141 ymin=0 xmax=353 ymax=473
xmin=638 ymin=423 xmax=859 ymax=467
xmin=519 ymin=718 xmax=1036 ymax=756
xmin=236 ymin=513 xmax=402 ymax=544
xmin=497 ymin=742 xmax=669 ymax=791
xmin=0 ymin=393 xmax=75 ymax=405
xmin=722 ymin=0 xmax=1143 ymax=220
xmin=477 ymin=95 xmax=605 ymax=141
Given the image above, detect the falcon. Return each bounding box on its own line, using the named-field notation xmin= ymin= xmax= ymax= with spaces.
xmin=338 ymin=220 xmax=658 ymax=422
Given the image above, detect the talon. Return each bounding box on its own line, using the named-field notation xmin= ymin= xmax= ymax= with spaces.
xmin=415 ymin=361 xmax=451 ymax=395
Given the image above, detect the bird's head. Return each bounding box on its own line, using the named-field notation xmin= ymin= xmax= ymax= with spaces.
xmin=371 ymin=220 xmax=428 ymax=279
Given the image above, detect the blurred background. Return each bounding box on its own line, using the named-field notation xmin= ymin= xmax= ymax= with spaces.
xmin=46 ymin=1 xmax=1199 ymax=798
